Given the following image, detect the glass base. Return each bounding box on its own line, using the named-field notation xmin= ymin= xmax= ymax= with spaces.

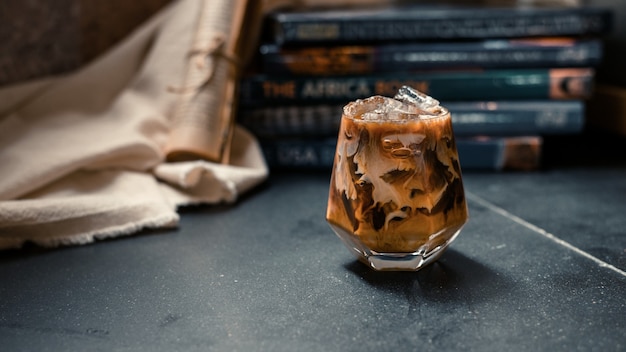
xmin=329 ymin=223 xmax=462 ymax=271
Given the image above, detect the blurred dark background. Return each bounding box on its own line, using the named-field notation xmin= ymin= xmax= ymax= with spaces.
xmin=0 ymin=0 xmax=174 ymax=86
xmin=1 ymin=0 xmax=625 ymax=169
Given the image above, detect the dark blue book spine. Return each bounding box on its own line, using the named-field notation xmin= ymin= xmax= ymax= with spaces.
xmin=238 ymin=100 xmax=584 ymax=137
xmin=259 ymin=136 xmax=543 ymax=171
xmin=447 ymin=100 xmax=585 ymax=136
xmin=268 ymin=6 xmax=612 ymax=45
xmin=239 ymin=68 xmax=594 ymax=106
xmin=260 ymin=39 xmax=603 ymax=76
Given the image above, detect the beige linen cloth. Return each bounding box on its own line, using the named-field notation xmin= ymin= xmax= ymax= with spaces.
xmin=0 ymin=0 xmax=268 ymax=249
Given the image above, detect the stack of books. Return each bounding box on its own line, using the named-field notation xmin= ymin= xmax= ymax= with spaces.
xmin=238 ymin=2 xmax=612 ymax=171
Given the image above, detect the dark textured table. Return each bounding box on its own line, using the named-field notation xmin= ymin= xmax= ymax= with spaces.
xmin=1 ymin=132 xmax=625 ymax=351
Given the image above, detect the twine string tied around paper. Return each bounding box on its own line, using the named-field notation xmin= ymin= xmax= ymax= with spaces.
xmin=167 ymin=32 xmax=241 ymax=94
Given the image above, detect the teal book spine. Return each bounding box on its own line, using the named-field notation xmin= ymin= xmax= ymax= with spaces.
xmin=239 ymin=68 xmax=594 ymax=107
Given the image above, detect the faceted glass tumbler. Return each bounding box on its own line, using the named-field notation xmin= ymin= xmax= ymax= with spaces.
xmin=326 ymin=86 xmax=469 ymax=271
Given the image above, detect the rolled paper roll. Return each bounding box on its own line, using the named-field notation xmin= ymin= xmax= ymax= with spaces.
xmin=165 ymin=0 xmax=261 ymax=163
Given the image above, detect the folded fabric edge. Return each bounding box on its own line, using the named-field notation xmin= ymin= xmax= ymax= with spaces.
xmin=0 ymin=212 xmax=179 ymax=250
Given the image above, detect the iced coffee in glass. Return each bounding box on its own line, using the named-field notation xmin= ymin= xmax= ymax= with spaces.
xmin=326 ymin=86 xmax=469 ymax=271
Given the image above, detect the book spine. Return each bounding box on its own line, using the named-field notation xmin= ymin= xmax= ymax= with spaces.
xmin=238 ymin=104 xmax=343 ymax=137
xmin=239 ymin=68 xmax=594 ymax=106
xmin=271 ymin=7 xmax=612 ymax=45
xmin=238 ymin=100 xmax=584 ymax=137
xmin=458 ymin=136 xmax=543 ymax=171
xmin=259 ymin=136 xmax=543 ymax=171
xmin=260 ymin=39 xmax=603 ymax=76
xmin=261 ymin=138 xmax=338 ymax=170
xmin=448 ymin=100 xmax=585 ymax=136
